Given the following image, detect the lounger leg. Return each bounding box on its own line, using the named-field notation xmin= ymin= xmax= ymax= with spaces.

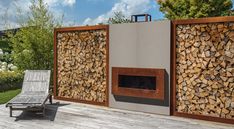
xmin=9 ymin=106 xmax=12 ymax=117
xmin=42 ymin=106 xmax=45 ymax=117
xmin=49 ymin=95 xmax=52 ymax=104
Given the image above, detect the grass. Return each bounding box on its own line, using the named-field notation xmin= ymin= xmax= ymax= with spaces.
xmin=0 ymin=89 xmax=21 ymax=104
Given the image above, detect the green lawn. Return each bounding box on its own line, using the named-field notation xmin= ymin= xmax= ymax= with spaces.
xmin=0 ymin=89 xmax=21 ymax=104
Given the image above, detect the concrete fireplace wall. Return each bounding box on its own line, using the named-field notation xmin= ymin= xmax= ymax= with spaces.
xmin=109 ymin=20 xmax=171 ymax=115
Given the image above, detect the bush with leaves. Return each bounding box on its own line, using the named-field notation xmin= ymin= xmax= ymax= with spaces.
xmin=0 ymin=71 xmax=23 ymax=92
xmin=108 ymin=12 xmax=132 ymax=24
xmin=9 ymin=0 xmax=62 ymax=70
xmin=0 ymin=38 xmax=17 ymax=71
xmin=0 ymin=36 xmax=12 ymax=64
xmin=158 ymin=0 xmax=234 ymax=20
xmin=0 ymin=37 xmax=12 ymax=53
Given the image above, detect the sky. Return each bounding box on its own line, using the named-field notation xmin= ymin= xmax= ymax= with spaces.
xmin=0 ymin=0 xmax=234 ymax=30
xmin=0 ymin=0 xmax=164 ymax=30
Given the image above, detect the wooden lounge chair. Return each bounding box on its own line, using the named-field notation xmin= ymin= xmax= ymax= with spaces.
xmin=6 ymin=70 xmax=52 ymax=117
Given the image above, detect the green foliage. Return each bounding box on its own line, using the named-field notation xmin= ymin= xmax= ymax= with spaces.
xmin=0 ymin=38 xmax=14 ymax=67
xmin=0 ymin=37 xmax=11 ymax=53
xmin=108 ymin=12 xmax=132 ymax=24
xmin=9 ymin=0 xmax=62 ymax=70
xmin=158 ymin=0 xmax=234 ymax=20
xmin=0 ymin=71 xmax=23 ymax=92
xmin=0 ymin=89 xmax=21 ymax=104
xmin=0 ymin=52 xmax=12 ymax=64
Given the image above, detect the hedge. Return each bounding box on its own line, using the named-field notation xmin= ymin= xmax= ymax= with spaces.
xmin=0 ymin=71 xmax=23 ymax=92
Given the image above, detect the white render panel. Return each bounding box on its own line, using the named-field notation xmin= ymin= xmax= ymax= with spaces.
xmin=109 ymin=20 xmax=171 ymax=115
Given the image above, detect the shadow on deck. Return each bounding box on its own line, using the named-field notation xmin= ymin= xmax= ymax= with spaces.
xmin=14 ymin=102 xmax=69 ymax=121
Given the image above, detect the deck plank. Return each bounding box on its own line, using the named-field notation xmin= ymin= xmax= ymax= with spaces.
xmin=1 ymin=100 xmax=233 ymax=129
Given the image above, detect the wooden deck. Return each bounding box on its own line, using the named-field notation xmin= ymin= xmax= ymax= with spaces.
xmin=0 ymin=100 xmax=233 ymax=129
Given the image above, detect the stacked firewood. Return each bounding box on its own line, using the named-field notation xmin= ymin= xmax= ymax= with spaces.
xmin=56 ymin=29 xmax=107 ymax=103
xmin=176 ymin=23 xmax=234 ymax=119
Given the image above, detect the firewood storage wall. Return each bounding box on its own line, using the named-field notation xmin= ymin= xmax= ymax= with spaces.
xmin=171 ymin=16 xmax=234 ymax=124
xmin=54 ymin=25 xmax=109 ymax=106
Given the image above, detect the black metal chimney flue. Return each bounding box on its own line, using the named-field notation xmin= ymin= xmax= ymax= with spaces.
xmin=131 ymin=14 xmax=152 ymax=22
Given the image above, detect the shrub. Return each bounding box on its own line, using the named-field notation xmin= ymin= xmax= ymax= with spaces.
xmin=0 ymin=71 xmax=23 ymax=92
xmin=10 ymin=0 xmax=62 ymax=71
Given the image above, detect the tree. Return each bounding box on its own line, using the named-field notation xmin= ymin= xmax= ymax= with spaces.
xmin=108 ymin=12 xmax=132 ymax=24
xmin=9 ymin=0 xmax=62 ymax=70
xmin=158 ymin=0 xmax=234 ymax=20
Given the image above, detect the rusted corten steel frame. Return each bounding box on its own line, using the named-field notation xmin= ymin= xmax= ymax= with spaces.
xmin=53 ymin=25 xmax=109 ymax=106
xmin=171 ymin=16 xmax=234 ymax=124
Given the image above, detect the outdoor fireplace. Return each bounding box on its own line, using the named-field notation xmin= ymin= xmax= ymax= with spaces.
xmin=112 ymin=67 xmax=165 ymax=100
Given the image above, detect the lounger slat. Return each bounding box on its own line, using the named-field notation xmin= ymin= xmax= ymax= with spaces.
xmin=24 ymin=71 xmax=49 ymax=81
xmin=22 ymin=82 xmax=48 ymax=94
xmin=22 ymin=70 xmax=50 ymax=94
xmin=8 ymin=94 xmax=48 ymax=104
xmin=8 ymin=95 xmax=31 ymax=104
xmin=27 ymin=95 xmax=48 ymax=104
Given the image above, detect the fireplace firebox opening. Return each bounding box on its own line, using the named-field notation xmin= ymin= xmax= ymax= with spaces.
xmin=112 ymin=67 xmax=165 ymax=100
xmin=118 ymin=75 xmax=156 ymax=90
